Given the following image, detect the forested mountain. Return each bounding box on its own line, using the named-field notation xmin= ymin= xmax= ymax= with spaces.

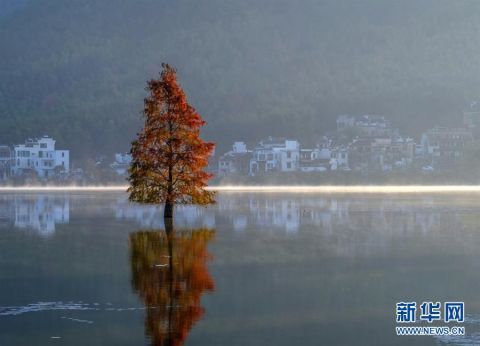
xmin=1 ymin=0 xmax=480 ymax=159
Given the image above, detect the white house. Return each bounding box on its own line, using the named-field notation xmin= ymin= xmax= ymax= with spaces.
xmin=12 ymin=136 xmax=69 ymax=178
xmin=279 ymin=140 xmax=300 ymax=172
xmin=330 ymin=147 xmax=349 ymax=171
xmin=249 ymin=138 xmax=300 ymax=175
xmin=299 ymin=147 xmax=331 ymax=172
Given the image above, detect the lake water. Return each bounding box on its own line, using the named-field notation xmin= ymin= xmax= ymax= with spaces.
xmin=1 ymin=191 xmax=480 ymax=345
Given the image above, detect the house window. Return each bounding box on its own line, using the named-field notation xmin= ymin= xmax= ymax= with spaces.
xmin=286 ymin=162 xmax=291 ymax=169
xmin=40 ymin=143 xmax=47 ymax=148
xmin=287 ymin=152 xmax=291 ymax=159
xmin=39 ymin=151 xmax=43 ymax=158
xmin=62 ymin=152 xmax=65 ymax=157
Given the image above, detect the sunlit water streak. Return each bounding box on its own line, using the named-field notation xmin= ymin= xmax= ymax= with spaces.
xmin=3 ymin=185 xmax=480 ymax=193
xmin=0 ymin=302 xmax=95 ymax=316
xmin=0 ymin=302 xmax=148 ymax=316
xmin=61 ymin=316 xmax=94 ymax=324
xmin=0 ymin=185 xmax=480 ymax=194
xmin=0 ymin=186 xmax=128 ymax=192
xmin=212 ymin=185 xmax=480 ymax=193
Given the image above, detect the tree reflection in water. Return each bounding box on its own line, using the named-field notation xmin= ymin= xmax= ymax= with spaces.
xmin=129 ymin=220 xmax=215 ymax=346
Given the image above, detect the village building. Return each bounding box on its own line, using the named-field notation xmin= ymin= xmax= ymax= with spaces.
xmin=336 ymin=115 xmax=356 ymax=130
xmin=393 ymin=137 xmax=416 ymax=167
xmin=420 ymin=127 xmax=473 ymax=167
xmin=347 ymin=138 xmax=374 ymax=172
xmin=299 ymin=147 xmax=331 ymax=172
xmin=330 ymin=146 xmax=350 ymax=171
xmin=0 ymin=146 xmax=12 ymax=181
xmin=218 ymin=142 xmax=251 ymax=176
xmin=337 ymin=114 xmax=393 ymax=139
xmin=371 ymin=138 xmax=414 ymax=171
xmin=347 ymin=136 xmax=415 ymax=173
xmin=463 ymin=101 xmax=480 ymax=131
xmin=11 ymin=136 xmax=69 ymax=178
xmin=249 ymin=138 xmax=300 ymax=176
xmin=462 ymin=101 xmax=480 ymax=142
xmin=216 ymin=107 xmax=479 ymax=178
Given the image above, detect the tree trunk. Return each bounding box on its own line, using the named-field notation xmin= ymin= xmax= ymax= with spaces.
xmin=164 ymin=214 xmax=174 ymax=233
xmin=164 ymin=200 xmax=174 ymax=219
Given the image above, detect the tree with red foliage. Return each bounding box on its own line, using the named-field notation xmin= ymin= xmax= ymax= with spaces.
xmin=128 ymin=64 xmax=215 ymax=219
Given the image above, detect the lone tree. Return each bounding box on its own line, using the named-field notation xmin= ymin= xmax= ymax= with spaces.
xmin=128 ymin=64 xmax=215 ymax=219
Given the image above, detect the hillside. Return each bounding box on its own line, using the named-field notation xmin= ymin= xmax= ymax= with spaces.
xmin=1 ymin=0 xmax=480 ymax=160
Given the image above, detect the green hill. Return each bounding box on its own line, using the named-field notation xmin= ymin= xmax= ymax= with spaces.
xmin=1 ymin=0 xmax=480 ymax=160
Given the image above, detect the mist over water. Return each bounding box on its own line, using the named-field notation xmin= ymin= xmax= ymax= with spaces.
xmin=6 ymin=185 xmax=480 ymax=193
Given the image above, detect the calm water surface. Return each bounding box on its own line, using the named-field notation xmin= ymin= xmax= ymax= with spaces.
xmin=1 ymin=191 xmax=480 ymax=345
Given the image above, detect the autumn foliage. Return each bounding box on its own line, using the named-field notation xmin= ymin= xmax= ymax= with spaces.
xmin=128 ymin=64 xmax=215 ymax=218
xmin=129 ymin=228 xmax=215 ymax=346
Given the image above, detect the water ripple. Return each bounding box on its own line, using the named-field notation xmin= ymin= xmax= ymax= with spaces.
xmin=0 ymin=301 xmax=147 ymax=316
